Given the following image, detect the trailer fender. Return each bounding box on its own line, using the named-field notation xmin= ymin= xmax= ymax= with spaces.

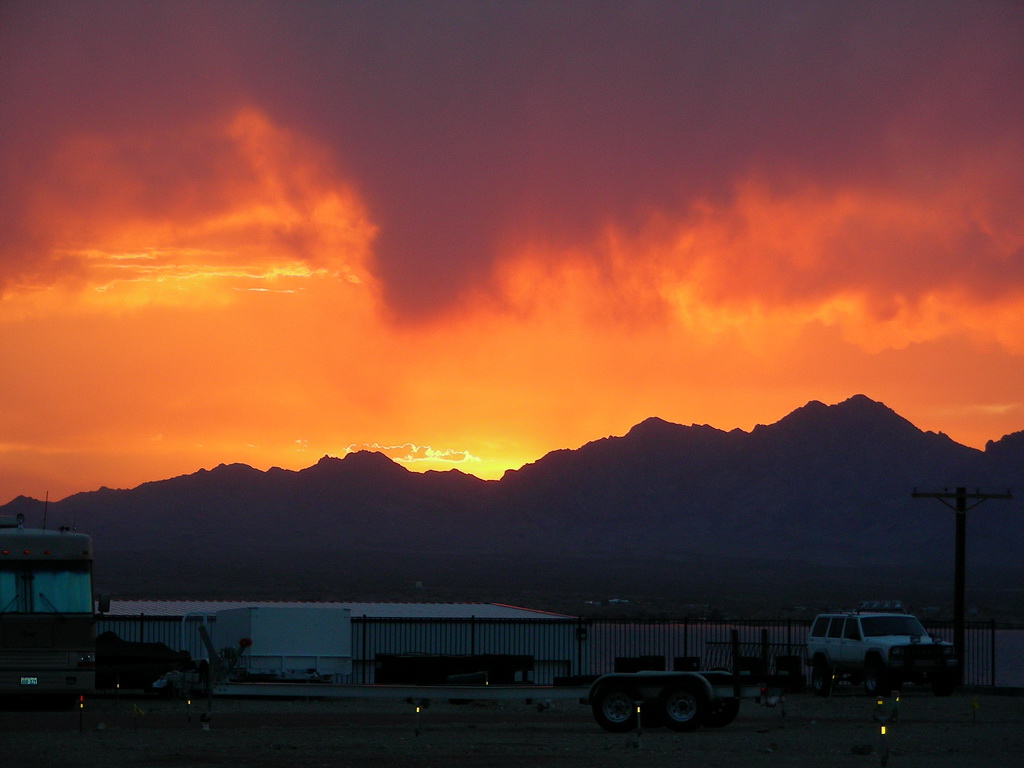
xmin=587 ymin=671 xmax=717 ymax=705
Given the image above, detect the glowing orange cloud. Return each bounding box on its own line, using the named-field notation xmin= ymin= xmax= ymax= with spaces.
xmin=485 ymin=176 xmax=1024 ymax=356
xmin=5 ymin=108 xmax=376 ymax=316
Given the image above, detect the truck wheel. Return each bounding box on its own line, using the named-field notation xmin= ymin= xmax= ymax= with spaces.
xmin=702 ymin=697 xmax=740 ymax=727
xmin=591 ymin=685 xmax=639 ymax=732
xmin=811 ymin=658 xmax=833 ymax=696
xmin=864 ymin=658 xmax=889 ymax=696
xmin=659 ymin=680 xmax=707 ymax=732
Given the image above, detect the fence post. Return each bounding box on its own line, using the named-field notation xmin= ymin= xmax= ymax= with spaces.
xmin=575 ymin=620 xmax=586 ymax=677
xmin=990 ymin=619 xmax=996 ymax=688
xmin=361 ymin=616 xmax=368 ymax=684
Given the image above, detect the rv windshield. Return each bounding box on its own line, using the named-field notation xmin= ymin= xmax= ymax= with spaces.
xmin=0 ymin=564 xmax=92 ymax=613
xmin=860 ymin=615 xmax=928 ymax=638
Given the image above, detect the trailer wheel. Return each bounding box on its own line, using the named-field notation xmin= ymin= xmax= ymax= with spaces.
xmin=811 ymin=657 xmax=833 ymax=696
xmin=702 ymin=697 xmax=740 ymax=727
xmin=659 ymin=680 xmax=707 ymax=732
xmin=591 ymin=685 xmax=639 ymax=732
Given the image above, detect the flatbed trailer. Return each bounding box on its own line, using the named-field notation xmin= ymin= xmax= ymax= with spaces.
xmin=203 ymin=670 xmax=790 ymax=733
xmin=196 ymin=628 xmax=795 ymax=732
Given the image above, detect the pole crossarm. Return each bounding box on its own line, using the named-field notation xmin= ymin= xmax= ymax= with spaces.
xmin=911 ymin=488 xmax=1012 ymax=512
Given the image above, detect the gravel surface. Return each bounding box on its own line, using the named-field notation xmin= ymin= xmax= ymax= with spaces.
xmin=2 ymin=688 xmax=1022 ymax=767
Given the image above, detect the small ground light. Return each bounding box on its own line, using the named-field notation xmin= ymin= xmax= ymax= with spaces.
xmin=871 ymin=694 xmax=896 ymax=766
xmin=873 ymin=694 xmax=899 ymax=724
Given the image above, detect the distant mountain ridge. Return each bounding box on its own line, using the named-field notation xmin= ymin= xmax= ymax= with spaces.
xmin=3 ymin=395 xmax=1021 ymax=612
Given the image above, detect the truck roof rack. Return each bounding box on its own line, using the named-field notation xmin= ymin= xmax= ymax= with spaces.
xmin=855 ymin=600 xmax=904 ymax=613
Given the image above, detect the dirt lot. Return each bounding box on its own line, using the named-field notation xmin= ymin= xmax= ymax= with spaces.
xmin=2 ymin=688 xmax=1022 ymax=767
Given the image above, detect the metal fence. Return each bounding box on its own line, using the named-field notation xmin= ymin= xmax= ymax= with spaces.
xmin=582 ymin=619 xmax=1001 ymax=686
xmin=95 ymin=615 xmax=1015 ymax=688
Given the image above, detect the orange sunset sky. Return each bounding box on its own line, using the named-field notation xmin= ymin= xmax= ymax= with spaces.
xmin=2 ymin=1 xmax=1023 ymax=503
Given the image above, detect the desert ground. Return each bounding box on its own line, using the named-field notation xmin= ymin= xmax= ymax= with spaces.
xmin=2 ymin=688 xmax=1022 ymax=768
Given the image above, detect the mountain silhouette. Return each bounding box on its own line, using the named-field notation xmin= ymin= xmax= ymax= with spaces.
xmin=4 ymin=395 xmax=1021 ymax=615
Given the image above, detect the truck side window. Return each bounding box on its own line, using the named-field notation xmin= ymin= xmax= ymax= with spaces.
xmin=845 ymin=619 xmax=861 ymax=640
xmin=828 ymin=618 xmax=845 ymax=638
xmin=811 ymin=617 xmax=830 ymax=637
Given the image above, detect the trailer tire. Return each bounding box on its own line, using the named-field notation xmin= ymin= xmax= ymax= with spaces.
xmin=591 ymin=685 xmax=639 ymax=733
xmin=659 ymin=680 xmax=707 ymax=732
xmin=702 ymin=697 xmax=740 ymax=727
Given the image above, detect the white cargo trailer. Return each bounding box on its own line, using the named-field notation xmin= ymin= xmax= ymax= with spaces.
xmin=213 ymin=606 xmax=352 ymax=682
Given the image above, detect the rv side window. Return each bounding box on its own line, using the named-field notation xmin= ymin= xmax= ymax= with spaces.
xmin=31 ymin=565 xmax=93 ymax=613
xmin=0 ymin=564 xmax=91 ymax=614
xmin=828 ymin=618 xmax=845 ymax=638
xmin=0 ymin=568 xmax=25 ymax=612
xmin=811 ymin=617 xmax=830 ymax=637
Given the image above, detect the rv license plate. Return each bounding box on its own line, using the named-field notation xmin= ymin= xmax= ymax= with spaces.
xmin=21 ymin=676 xmax=39 ymax=686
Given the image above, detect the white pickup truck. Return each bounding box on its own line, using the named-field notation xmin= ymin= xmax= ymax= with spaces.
xmin=806 ymin=610 xmax=957 ymax=696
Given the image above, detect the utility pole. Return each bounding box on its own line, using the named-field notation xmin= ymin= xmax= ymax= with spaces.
xmin=911 ymin=487 xmax=1012 ymax=681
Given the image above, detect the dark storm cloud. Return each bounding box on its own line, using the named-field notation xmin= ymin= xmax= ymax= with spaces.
xmin=2 ymin=1 xmax=1022 ymax=315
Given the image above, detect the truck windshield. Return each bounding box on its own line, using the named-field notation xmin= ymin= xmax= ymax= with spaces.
xmin=0 ymin=564 xmax=92 ymax=614
xmin=860 ymin=616 xmax=928 ymax=637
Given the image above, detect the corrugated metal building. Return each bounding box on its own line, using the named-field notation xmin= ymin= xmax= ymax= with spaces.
xmin=96 ymin=600 xmax=586 ymax=684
